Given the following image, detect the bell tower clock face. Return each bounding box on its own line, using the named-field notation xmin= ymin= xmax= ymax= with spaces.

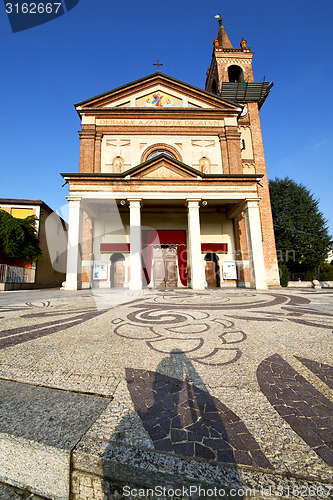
xmin=240 ymin=105 xmax=248 ymax=117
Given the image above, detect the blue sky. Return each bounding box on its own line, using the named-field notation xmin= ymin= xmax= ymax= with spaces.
xmin=0 ymin=0 xmax=332 ymax=235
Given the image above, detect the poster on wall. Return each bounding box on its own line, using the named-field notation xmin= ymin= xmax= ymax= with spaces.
xmin=222 ymin=260 xmax=237 ymax=280
xmin=93 ymin=261 xmax=108 ymax=280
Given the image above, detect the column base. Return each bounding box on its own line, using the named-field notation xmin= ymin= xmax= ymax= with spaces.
xmin=62 ymin=281 xmax=82 ymax=291
xmin=250 ymin=280 xmax=268 ymax=290
xmin=190 ymin=282 xmax=205 ymax=291
xmin=129 ymin=284 xmax=143 ymax=291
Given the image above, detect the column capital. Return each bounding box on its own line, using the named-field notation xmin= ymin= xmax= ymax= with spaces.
xmin=243 ymin=198 xmax=261 ymax=211
xmin=127 ymin=198 xmax=142 ymax=207
xmin=78 ymin=129 xmax=96 ymax=139
xmin=224 ymin=126 xmax=241 ymax=138
xmin=186 ymin=198 xmax=201 ymax=209
xmin=66 ymin=196 xmax=82 ymax=203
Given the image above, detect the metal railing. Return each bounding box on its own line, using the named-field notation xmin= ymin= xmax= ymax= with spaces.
xmin=0 ymin=264 xmax=35 ymax=283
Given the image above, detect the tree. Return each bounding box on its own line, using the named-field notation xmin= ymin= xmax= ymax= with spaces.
xmin=0 ymin=209 xmax=42 ymax=262
xmin=269 ymin=177 xmax=332 ymax=276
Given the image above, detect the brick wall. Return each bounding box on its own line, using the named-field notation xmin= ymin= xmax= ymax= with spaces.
xmin=79 ymin=126 xmax=96 ymax=173
xmin=247 ymin=102 xmax=280 ymax=286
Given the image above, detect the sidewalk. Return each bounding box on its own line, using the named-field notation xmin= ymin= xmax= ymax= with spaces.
xmin=0 ymin=288 xmax=332 ymax=499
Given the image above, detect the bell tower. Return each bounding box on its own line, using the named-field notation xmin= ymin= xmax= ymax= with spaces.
xmin=206 ymin=15 xmax=254 ymax=93
xmin=206 ymin=15 xmax=280 ymax=287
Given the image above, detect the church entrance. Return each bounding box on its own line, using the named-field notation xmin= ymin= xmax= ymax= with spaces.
xmin=152 ymin=245 xmax=178 ymax=288
xmin=142 ymin=230 xmax=187 ymax=288
xmin=110 ymin=253 xmax=125 ymax=288
xmin=204 ymin=253 xmax=221 ymax=288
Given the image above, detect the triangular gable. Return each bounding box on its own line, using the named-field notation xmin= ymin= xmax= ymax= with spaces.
xmin=75 ymin=73 xmax=240 ymax=113
xmin=124 ymin=154 xmax=203 ymax=180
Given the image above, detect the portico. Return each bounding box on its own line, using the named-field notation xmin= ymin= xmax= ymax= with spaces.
xmin=62 ymin=153 xmax=268 ymax=290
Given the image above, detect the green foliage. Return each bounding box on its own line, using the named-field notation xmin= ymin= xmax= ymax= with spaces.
xmin=320 ymin=262 xmax=333 ymax=281
xmin=0 ymin=209 xmax=42 ymax=262
xmin=279 ymin=263 xmax=289 ymax=287
xmin=269 ymin=177 xmax=332 ymax=276
xmin=305 ymin=270 xmax=317 ymax=281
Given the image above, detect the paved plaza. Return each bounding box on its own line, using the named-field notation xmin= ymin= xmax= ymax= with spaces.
xmin=0 ymin=287 xmax=332 ymax=499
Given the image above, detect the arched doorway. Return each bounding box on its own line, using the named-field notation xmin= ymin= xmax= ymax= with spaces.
xmin=110 ymin=253 xmax=125 ymax=288
xmin=204 ymin=253 xmax=221 ymax=288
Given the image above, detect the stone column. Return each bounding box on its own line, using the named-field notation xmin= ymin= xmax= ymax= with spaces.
xmin=128 ymin=199 xmax=142 ymax=290
xmin=243 ymin=199 xmax=268 ymax=289
xmin=64 ymin=197 xmax=83 ymax=290
xmin=187 ymin=199 xmax=205 ymax=290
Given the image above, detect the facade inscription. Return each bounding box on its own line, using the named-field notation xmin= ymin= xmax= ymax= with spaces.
xmin=97 ymin=119 xmax=224 ymax=127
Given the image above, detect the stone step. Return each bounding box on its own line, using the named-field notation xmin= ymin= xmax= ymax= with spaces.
xmin=72 ymin=438 xmax=333 ymax=500
xmin=0 ymin=379 xmax=110 ymax=500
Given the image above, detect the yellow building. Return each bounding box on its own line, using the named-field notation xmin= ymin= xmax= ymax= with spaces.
xmin=0 ymin=199 xmax=67 ymax=289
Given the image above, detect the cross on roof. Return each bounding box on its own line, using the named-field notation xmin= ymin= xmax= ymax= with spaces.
xmin=153 ymin=60 xmax=163 ymax=72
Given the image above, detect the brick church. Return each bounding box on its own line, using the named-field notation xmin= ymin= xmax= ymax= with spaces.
xmin=62 ymin=16 xmax=280 ymax=291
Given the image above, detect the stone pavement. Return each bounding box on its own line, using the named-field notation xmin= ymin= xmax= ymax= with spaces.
xmin=0 ymin=287 xmax=332 ymax=499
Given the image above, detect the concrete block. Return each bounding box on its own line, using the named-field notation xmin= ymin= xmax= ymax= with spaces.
xmin=0 ymin=433 xmax=70 ymax=500
xmin=0 ymin=379 xmax=110 ymax=499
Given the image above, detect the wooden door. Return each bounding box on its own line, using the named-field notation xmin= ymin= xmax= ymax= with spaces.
xmin=205 ymin=260 xmax=216 ymax=287
xmin=153 ymin=247 xmax=165 ymax=287
xmin=152 ymin=246 xmax=178 ymax=287
xmin=164 ymin=246 xmax=178 ymax=287
xmin=114 ymin=261 xmax=125 ymax=288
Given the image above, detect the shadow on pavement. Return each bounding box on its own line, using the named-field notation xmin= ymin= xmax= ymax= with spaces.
xmin=101 ymin=349 xmax=272 ymax=499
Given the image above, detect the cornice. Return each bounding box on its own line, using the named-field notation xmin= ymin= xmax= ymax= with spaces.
xmin=75 ymin=73 xmax=241 ymax=112
xmin=61 ymin=172 xmax=263 ymax=180
xmin=80 ymin=107 xmax=240 ymax=118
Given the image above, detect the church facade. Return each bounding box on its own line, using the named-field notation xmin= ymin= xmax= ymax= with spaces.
xmin=62 ymin=18 xmax=280 ymax=291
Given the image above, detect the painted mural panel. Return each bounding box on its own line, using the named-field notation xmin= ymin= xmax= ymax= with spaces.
xmin=136 ymin=91 xmax=182 ymax=108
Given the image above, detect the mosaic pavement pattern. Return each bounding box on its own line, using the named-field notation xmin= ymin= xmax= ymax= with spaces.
xmin=126 ymin=367 xmax=272 ymax=469
xmin=257 ymin=354 xmax=333 ymax=467
xmin=0 ymin=288 xmax=333 ymax=496
xmin=0 ymin=301 xmax=107 ymax=350
xmin=296 ymin=356 xmax=333 ymax=390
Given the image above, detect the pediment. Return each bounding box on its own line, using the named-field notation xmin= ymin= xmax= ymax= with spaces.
xmin=106 ymin=86 xmax=211 ymax=109
xmin=128 ymin=156 xmax=200 ymax=181
xmin=75 ymin=73 xmax=240 ymax=113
